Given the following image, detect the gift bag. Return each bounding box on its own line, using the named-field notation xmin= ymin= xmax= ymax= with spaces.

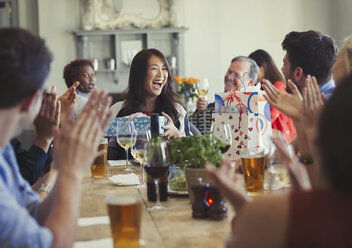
xmin=104 ymin=116 xmax=167 ymax=137
xmin=212 ymin=73 xmax=272 ymax=160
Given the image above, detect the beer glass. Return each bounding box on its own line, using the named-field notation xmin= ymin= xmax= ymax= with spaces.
xmin=106 ymin=192 xmax=142 ymax=248
xmin=91 ymin=138 xmax=108 ymax=178
xmin=240 ymin=147 xmax=266 ymax=196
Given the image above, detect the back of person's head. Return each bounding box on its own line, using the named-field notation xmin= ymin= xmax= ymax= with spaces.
xmin=63 ymin=59 xmax=94 ymax=88
xmin=231 ymin=56 xmax=259 ymax=81
xmin=0 ymin=28 xmax=52 ymax=108
xmin=249 ymin=49 xmax=285 ymax=83
xmin=282 ymin=30 xmax=338 ymax=85
xmin=318 ymin=75 xmax=352 ymax=194
xmin=123 ymin=48 xmax=179 ymax=123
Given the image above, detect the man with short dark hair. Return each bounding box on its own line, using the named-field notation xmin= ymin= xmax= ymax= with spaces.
xmin=0 ymin=27 xmax=112 ymax=247
xmin=281 ymin=30 xmax=338 ymax=98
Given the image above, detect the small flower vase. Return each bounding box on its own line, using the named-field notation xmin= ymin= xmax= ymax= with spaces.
xmin=182 ymin=96 xmax=196 ymax=115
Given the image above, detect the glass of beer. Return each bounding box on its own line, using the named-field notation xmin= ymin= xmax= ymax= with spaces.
xmin=91 ymin=138 xmax=108 ymax=178
xmin=106 ymin=192 xmax=142 ymax=248
xmin=240 ymin=147 xmax=266 ymax=196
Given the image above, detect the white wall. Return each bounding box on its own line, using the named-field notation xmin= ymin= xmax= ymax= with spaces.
xmin=183 ymin=0 xmax=335 ymax=102
xmin=17 ymin=0 xmax=352 ymax=99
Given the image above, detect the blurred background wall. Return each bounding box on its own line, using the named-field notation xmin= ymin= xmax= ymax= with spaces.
xmin=14 ymin=0 xmax=352 ymax=103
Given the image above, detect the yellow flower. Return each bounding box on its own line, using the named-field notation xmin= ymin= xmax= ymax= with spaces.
xmin=174 ymin=75 xmax=183 ymax=85
xmin=187 ymin=77 xmax=199 ymax=84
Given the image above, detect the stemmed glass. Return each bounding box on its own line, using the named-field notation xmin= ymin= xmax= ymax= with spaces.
xmin=131 ymin=133 xmax=149 ymax=188
xmin=267 ymin=143 xmax=294 ymax=190
xmin=116 ymin=120 xmax=137 ymax=172
xmin=196 ymin=78 xmax=209 ymax=98
xmin=144 ymin=141 xmax=170 ymax=211
xmin=210 ymin=123 xmax=232 ymax=154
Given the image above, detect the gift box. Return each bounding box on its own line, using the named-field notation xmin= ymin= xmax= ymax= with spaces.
xmin=104 ymin=116 xmax=167 ymax=137
xmin=212 ymin=90 xmax=272 ymax=160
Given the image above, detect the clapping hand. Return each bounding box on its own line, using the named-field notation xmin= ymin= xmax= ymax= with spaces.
xmin=206 ymin=160 xmax=248 ymax=214
xmin=262 ymin=79 xmax=303 ymax=122
xmin=53 ymin=89 xmax=112 ymax=177
xmin=273 ymin=137 xmax=311 ymax=191
xmin=33 ymin=85 xmax=61 ymax=152
xmin=302 ymin=75 xmax=325 ymax=135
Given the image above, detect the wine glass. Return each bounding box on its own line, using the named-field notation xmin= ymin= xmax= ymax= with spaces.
xmin=267 ymin=143 xmax=294 ymax=190
xmin=116 ymin=120 xmax=137 ymax=172
xmin=210 ymin=123 xmax=232 ymax=154
xmin=144 ymin=141 xmax=170 ymax=211
xmin=196 ymin=78 xmax=209 ymax=98
xmin=131 ymin=133 xmax=149 ymax=188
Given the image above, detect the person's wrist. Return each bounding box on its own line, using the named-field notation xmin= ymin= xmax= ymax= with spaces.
xmin=34 ymin=137 xmax=52 ymax=152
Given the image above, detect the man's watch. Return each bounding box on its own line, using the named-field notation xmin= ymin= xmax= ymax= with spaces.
xmin=297 ymin=152 xmax=314 ymax=166
xmin=38 ymin=183 xmax=51 ymax=193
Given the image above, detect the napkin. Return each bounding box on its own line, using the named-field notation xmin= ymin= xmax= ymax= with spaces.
xmin=78 ymin=216 xmax=109 ymax=227
xmin=108 ymin=160 xmax=128 ymax=167
xmin=74 ymin=238 xmax=112 ymax=248
xmin=74 ymin=238 xmax=146 ymax=248
xmin=109 ymin=173 xmax=140 ymax=186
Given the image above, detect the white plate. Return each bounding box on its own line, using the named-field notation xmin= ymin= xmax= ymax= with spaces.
xmin=168 ymin=186 xmax=188 ymax=196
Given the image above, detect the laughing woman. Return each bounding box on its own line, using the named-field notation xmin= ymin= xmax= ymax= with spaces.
xmin=108 ymin=48 xmax=190 ymax=159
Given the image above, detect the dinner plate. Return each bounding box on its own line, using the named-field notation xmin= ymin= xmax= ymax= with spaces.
xmin=168 ymin=186 xmax=188 ymax=196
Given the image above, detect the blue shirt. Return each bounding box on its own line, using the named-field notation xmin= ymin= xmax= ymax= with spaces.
xmin=319 ymin=78 xmax=335 ymax=99
xmin=0 ymin=143 xmax=53 ymax=248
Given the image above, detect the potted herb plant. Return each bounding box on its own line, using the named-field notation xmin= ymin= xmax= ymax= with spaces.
xmin=170 ymin=133 xmax=225 ymax=203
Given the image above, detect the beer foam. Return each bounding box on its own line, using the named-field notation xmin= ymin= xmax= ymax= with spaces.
xmin=106 ymin=194 xmax=141 ymax=205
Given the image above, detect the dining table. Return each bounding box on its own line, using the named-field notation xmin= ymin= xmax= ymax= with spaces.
xmin=74 ymin=161 xmax=236 ymax=248
xmin=74 ymin=161 xmax=289 ymax=248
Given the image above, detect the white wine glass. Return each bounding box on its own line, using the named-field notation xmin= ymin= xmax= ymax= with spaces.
xmin=116 ymin=120 xmax=137 ymax=172
xmin=131 ymin=133 xmax=149 ymax=188
xmin=210 ymin=123 xmax=232 ymax=154
xmin=196 ymin=78 xmax=209 ymax=98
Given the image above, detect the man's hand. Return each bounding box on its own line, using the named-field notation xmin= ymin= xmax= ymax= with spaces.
xmin=302 ymin=75 xmax=325 ymax=135
xmin=161 ymin=112 xmax=180 ymax=140
xmin=273 ymin=137 xmax=311 ymax=191
xmin=58 ymin=81 xmax=79 ymax=123
xmin=53 ymin=89 xmax=112 ymax=177
xmin=262 ymin=79 xmax=303 ymax=121
xmin=206 ymin=160 xmax=248 ymax=214
xmin=34 ymin=85 xmax=60 ymax=152
xmin=196 ymin=97 xmax=208 ymax=112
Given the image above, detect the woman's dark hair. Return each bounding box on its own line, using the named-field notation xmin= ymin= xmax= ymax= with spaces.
xmin=249 ymin=49 xmax=285 ymax=83
xmin=63 ymin=59 xmax=94 ymax=88
xmin=318 ymin=75 xmax=352 ymax=194
xmin=118 ymin=48 xmax=179 ymax=124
